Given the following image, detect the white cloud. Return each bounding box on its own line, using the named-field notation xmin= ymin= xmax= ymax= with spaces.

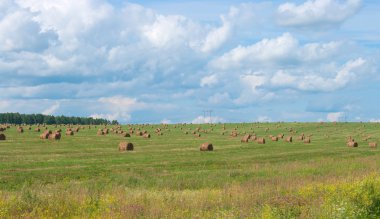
xmin=210 ymin=33 xmax=343 ymax=70
xmin=200 ymin=74 xmax=218 ymax=87
xmin=270 ymin=70 xmax=297 ymax=86
xmin=42 ymin=102 xmax=60 ymax=115
xmin=257 ymin=116 xmax=271 ymax=122
xmin=192 ymin=116 xmax=225 ymax=124
xmin=160 ymin=119 xmax=171 ymax=124
xmin=327 ymin=112 xmax=344 ymax=122
xmin=370 ymin=119 xmax=380 ymax=123
xmin=277 ymin=0 xmax=362 ymax=28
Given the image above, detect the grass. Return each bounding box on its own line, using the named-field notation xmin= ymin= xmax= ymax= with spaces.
xmin=0 ymin=122 xmax=380 ymax=218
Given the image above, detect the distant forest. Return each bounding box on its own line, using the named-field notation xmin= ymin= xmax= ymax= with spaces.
xmin=0 ymin=113 xmax=118 ymax=125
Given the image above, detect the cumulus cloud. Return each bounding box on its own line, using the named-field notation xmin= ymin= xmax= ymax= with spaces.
xmin=200 ymin=74 xmax=218 ymax=87
xmin=277 ymin=0 xmax=362 ymax=29
xmin=192 ymin=116 xmax=225 ymax=124
xmin=160 ymin=119 xmax=172 ymax=124
xmin=327 ymin=112 xmax=344 ymax=122
xmin=257 ymin=116 xmax=272 ymax=122
xmin=210 ymin=33 xmax=343 ymax=70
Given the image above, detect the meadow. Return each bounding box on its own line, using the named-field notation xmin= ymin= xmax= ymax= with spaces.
xmin=1 ymin=122 xmax=380 ymax=218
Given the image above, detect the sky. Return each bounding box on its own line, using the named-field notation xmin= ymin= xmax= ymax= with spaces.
xmin=0 ymin=0 xmax=379 ymax=124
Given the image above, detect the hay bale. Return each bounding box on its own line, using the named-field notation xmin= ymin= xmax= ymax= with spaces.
xmin=231 ymin=131 xmax=238 ymax=137
xmin=369 ymin=142 xmax=377 ymax=148
xmin=271 ymin=136 xmax=278 ymax=141
xmin=0 ymin=133 xmax=5 ymax=140
xmin=297 ymin=135 xmax=304 ymax=141
xmin=304 ymin=138 xmax=311 ymax=144
xmin=40 ymin=132 xmax=50 ymax=139
xmin=257 ymin=138 xmax=265 ymax=144
xmin=347 ymin=141 xmax=358 ymax=147
xmin=122 ymin=133 xmax=131 ymax=137
xmin=97 ymin=129 xmax=105 ymax=136
xmin=285 ymin=136 xmax=293 ymax=143
xmin=49 ymin=132 xmax=61 ymax=140
xmin=17 ymin=127 xmax=23 ymax=133
xmin=241 ymin=134 xmax=251 ymax=143
xmin=35 ymin=128 xmax=40 ymax=132
xmin=200 ymin=142 xmax=213 ymax=151
xmin=143 ymin=133 xmax=151 ymax=138
xmin=250 ymin=135 xmax=257 ymax=141
xmin=119 ymin=142 xmax=134 ymax=151
xmin=66 ymin=130 xmax=74 ymax=136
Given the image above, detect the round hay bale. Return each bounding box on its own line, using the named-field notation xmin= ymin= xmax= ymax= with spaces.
xmin=49 ymin=132 xmax=61 ymax=140
xmin=297 ymin=135 xmax=304 ymax=141
xmin=250 ymin=135 xmax=257 ymax=141
xmin=241 ymin=134 xmax=251 ymax=143
xmin=347 ymin=141 xmax=358 ymax=147
xmin=0 ymin=133 xmax=5 ymax=140
xmin=122 ymin=133 xmax=131 ymax=137
xmin=271 ymin=136 xmax=278 ymax=141
xmin=119 ymin=142 xmax=134 ymax=151
xmin=231 ymin=131 xmax=238 ymax=137
xmin=35 ymin=128 xmax=41 ymax=132
xmin=257 ymin=138 xmax=265 ymax=144
xmin=17 ymin=127 xmax=23 ymax=133
xmin=97 ymin=129 xmax=105 ymax=136
xmin=285 ymin=136 xmax=293 ymax=143
xmin=40 ymin=132 xmax=49 ymax=139
xmin=66 ymin=130 xmax=74 ymax=136
xmin=304 ymin=138 xmax=311 ymax=144
xmin=200 ymin=142 xmax=213 ymax=151
xmin=143 ymin=133 xmax=150 ymax=138
xmin=369 ymin=142 xmax=377 ymax=148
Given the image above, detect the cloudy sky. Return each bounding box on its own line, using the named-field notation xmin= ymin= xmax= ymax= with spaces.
xmin=0 ymin=0 xmax=379 ymax=123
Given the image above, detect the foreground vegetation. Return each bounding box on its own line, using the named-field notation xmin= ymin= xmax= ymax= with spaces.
xmin=0 ymin=122 xmax=379 ymax=218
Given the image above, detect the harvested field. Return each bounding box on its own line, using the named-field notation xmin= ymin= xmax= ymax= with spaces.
xmin=0 ymin=122 xmax=380 ymax=218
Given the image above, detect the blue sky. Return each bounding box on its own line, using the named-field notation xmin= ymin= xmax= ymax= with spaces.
xmin=0 ymin=0 xmax=379 ymax=123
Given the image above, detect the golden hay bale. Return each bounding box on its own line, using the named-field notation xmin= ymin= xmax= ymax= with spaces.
xmin=66 ymin=130 xmax=74 ymax=136
xmin=17 ymin=127 xmax=23 ymax=133
xmin=97 ymin=129 xmax=105 ymax=136
xmin=231 ymin=131 xmax=238 ymax=137
xmin=103 ymin=128 xmax=109 ymax=134
xmin=49 ymin=132 xmax=61 ymax=140
xmin=347 ymin=141 xmax=358 ymax=147
xmin=285 ymin=136 xmax=293 ymax=143
xmin=297 ymin=135 xmax=304 ymax=141
xmin=35 ymin=128 xmax=40 ymax=132
xmin=369 ymin=142 xmax=377 ymax=148
xmin=136 ymin=131 xmax=143 ymax=136
xmin=241 ymin=134 xmax=251 ymax=143
xmin=119 ymin=142 xmax=134 ymax=151
xmin=250 ymin=135 xmax=257 ymax=141
xmin=40 ymin=132 xmax=49 ymax=139
xmin=0 ymin=133 xmax=5 ymax=140
xmin=257 ymin=138 xmax=265 ymax=144
xmin=200 ymin=142 xmax=213 ymax=151
xmin=143 ymin=133 xmax=151 ymax=138
xmin=195 ymin=133 xmax=201 ymax=137
xmin=304 ymin=138 xmax=311 ymax=144
xmin=122 ymin=133 xmax=131 ymax=137
xmin=271 ymin=136 xmax=278 ymax=141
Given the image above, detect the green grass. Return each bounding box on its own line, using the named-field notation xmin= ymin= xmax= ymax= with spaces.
xmin=1 ymin=122 xmax=380 ymax=218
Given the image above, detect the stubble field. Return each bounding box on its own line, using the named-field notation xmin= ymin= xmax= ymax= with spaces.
xmin=1 ymin=122 xmax=380 ymax=218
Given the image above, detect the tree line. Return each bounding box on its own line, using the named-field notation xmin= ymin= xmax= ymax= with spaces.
xmin=0 ymin=113 xmax=118 ymax=125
